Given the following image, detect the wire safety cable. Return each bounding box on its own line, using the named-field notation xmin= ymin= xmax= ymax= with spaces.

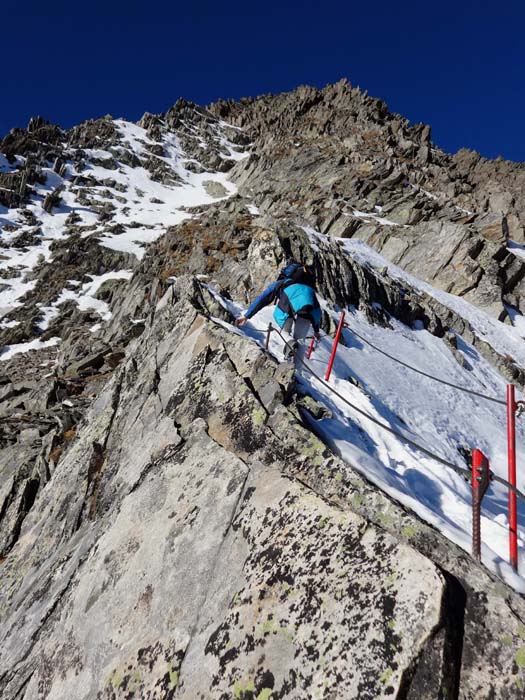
xmin=196 ymin=285 xmax=525 ymax=503
xmin=224 ymin=318 xmax=474 ymax=479
xmin=342 ymin=323 xmax=506 ymax=406
xmin=271 ymin=322 xmax=525 ymax=502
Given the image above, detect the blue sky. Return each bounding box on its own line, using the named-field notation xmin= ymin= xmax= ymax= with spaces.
xmin=2 ymin=0 xmax=525 ymax=160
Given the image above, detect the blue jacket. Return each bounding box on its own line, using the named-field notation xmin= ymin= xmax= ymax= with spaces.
xmin=245 ymin=280 xmax=281 ymax=319
xmin=245 ymin=280 xmax=322 ymax=332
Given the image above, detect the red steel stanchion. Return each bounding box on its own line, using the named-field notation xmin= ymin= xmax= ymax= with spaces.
xmin=307 ymin=336 xmax=316 ymax=360
xmin=325 ymin=311 xmax=346 ymax=382
xmin=507 ymin=384 xmax=518 ymax=572
xmin=471 ymin=449 xmax=491 ymax=562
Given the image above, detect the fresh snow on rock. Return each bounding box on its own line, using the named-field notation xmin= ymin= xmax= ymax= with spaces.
xmin=0 ymin=336 xmax=60 ymax=361
xmin=0 ymin=115 xmax=246 ymax=346
xmin=74 ymin=123 xmax=239 ymax=255
xmin=206 ymin=271 xmax=525 ymax=592
xmin=38 ymin=270 xmax=133 ymax=328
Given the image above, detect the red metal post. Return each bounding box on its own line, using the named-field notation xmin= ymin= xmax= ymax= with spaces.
xmin=507 ymin=384 xmax=518 ymax=571
xmin=472 ymin=449 xmax=483 ymax=560
xmin=307 ymin=337 xmax=316 ymax=360
xmin=471 ymin=449 xmax=491 ymax=562
xmin=325 ymin=311 xmax=346 ymax=382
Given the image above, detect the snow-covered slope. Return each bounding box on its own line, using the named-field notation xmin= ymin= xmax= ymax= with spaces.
xmin=206 ymin=230 xmax=525 ymax=592
xmin=0 ymin=114 xmax=247 ymax=358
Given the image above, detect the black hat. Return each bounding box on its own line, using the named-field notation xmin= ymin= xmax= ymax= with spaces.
xmin=291 ymin=264 xmax=316 ymax=286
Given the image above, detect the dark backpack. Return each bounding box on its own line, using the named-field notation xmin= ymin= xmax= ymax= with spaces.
xmin=279 ymin=261 xmax=316 ymax=289
xmin=278 ymin=262 xmax=302 ymax=281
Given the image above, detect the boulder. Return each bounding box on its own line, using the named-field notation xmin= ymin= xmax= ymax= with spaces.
xmin=475 ymin=212 xmax=508 ymax=244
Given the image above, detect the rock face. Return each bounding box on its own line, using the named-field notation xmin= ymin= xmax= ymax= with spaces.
xmin=2 ymin=81 xmax=525 ymax=699
xmin=211 ymin=80 xmax=525 ymax=321
xmin=2 ymin=80 xmax=525 ymax=352
xmin=1 ymin=281 xmax=525 ymax=699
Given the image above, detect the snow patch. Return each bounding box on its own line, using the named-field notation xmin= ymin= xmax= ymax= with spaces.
xmin=507 ymin=240 xmax=525 ymax=261
xmin=204 ymin=253 xmax=525 ymax=591
xmin=0 ymin=337 xmax=60 ymax=361
xmin=351 ymin=209 xmax=399 ymax=227
xmin=38 ymin=270 xmax=133 ymax=328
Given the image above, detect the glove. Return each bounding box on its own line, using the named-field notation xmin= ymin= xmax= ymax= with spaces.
xmin=314 ymin=331 xmax=321 ymax=340
xmin=235 ymin=316 xmax=247 ymax=327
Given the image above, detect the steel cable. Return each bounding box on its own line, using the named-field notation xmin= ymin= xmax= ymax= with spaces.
xmin=197 ymin=285 xmax=525 ymax=503
xmin=219 ymin=318 xmax=475 ymax=477
xmin=342 ymin=323 xmax=506 ymax=406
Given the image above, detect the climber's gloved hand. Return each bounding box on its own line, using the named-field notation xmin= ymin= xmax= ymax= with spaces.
xmin=235 ymin=316 xmax=247 ymax=327
xmin=314 ymin=331 xmax=321 ymax=340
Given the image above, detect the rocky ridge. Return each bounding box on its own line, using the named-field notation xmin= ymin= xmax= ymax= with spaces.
xmin=2 ymin=274 xmax=525 ymax=699
xmin=213 ymin=80 xmax=525 ymax=320
xmin=1 ymin=81 xmax=525 ymax=698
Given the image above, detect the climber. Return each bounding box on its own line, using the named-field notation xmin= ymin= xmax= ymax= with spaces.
xmin=235 ymin=261 xmax=322 ymax=360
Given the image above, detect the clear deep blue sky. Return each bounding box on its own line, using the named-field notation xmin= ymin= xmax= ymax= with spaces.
xmin=3 ymin=0 xmax=525 ymax=161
